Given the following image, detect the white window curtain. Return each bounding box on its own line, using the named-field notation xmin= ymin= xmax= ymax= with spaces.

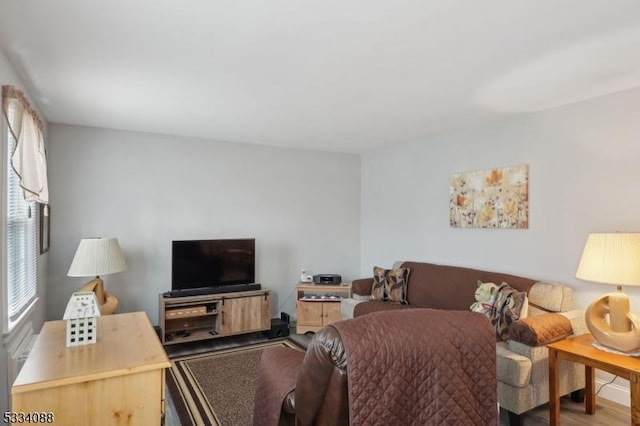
xmin=4 ymin=86 xmax=48 ymax=204
xmin=2 ymin=85 xmax=47 ymax=330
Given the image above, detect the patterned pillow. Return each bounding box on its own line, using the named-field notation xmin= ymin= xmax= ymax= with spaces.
xmin=371 ymin=266 xmax=387 ymax=300
xmin=489 ymin=282 xmax=528 ymax=341
xmin=371 ymin=266 xmax=411 ymax=303
xmin=385 ymin=267 xmax=410 ymax=304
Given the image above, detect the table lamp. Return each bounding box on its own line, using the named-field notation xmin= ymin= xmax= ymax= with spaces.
xmin=576 ymin=232 xmax=640 ymax=352
xmin=67 ymin=237 xmax=127 ymax=315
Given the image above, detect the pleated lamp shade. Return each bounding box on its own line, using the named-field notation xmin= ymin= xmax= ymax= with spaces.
xmin=67 ymin=237 xmax=128 ymax=277
xmin=576 ymin=233 xmax=640 ymax=286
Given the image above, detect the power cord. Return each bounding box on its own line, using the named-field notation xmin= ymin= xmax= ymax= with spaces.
xmin=596 ymin=375 xmax=618 ymax=396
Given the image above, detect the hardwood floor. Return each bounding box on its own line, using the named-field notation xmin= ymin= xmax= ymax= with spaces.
xmin=162 ymin=330 xmax=630 ymax=425
xmin=499 ymin=396 xmax=630 ymax=425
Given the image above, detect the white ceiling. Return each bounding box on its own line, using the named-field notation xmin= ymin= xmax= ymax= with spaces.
xmin=1 ymin=1 xmax=639 ymax=153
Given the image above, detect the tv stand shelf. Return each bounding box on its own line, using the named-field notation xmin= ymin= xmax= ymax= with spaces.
xmin=158 ymin=289 xmax=271 ymax=345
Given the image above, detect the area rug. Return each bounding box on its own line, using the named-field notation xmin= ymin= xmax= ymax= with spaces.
xmin=167 ymin=339 xmax=305 ymax=426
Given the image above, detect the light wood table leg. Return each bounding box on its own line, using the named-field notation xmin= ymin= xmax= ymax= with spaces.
xmin=549 ymin=347 xmax=560 ymax=426
xmin=585 ymin=365 xmax=595 ymax=415
xmin=548 ymin=334 xmax=640 ymax=425
xmin=631 ymin=373 xmax=640 ymax=426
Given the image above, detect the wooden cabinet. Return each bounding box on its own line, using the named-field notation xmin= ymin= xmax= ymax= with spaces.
xmin=297 ymin=301 xmax=342 ymax=330
xmin=159 ymin=289 xmax=271 ymax=345
xmin=219 ymin=294 xmax=271 ymax=335
xmin=296 ymin=283 xmax=351 ymax=334
xmin=11 ymin=312 xmax=170 ymax=426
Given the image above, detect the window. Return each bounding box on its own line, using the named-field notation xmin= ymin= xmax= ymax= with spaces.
xmin=6 ymin=130 xmax=38 ymax=328
xmin=3 ymin=87 xmax=42 ymax=332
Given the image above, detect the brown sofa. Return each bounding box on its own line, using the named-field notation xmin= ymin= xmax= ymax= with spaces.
xmin=341 ymin=261 xmax=586 ymax=426
xmin=254 ymin=308 xmax=498 ymax=426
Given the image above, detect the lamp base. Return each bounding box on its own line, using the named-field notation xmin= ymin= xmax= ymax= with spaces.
xmin=585 ymin=291 xmax=640 ymax=352
xmin=79 ymin=277 xmax=119 ymax=315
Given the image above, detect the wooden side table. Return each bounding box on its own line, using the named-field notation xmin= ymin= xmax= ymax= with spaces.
xmin=12 ymin=312 xmax=171 ymax=425
xmin=296 ymin=282 xmax=351 ymax=333
xmin=548 ymin=333 xmax=640 ymax=425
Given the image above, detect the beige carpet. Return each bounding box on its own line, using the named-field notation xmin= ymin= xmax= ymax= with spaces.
xmin=167 ymin=339 xmax=304 ymax=426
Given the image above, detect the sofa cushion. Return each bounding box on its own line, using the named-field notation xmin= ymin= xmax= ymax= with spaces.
xmin=496 ymin=342 xmax=531 ymax=387
xmin=490 ymin=283 xmax=528 ymax=341
xmin=528 ymin=281 xmax=574 ymax=313
xmin=509 ymin=313 xmax=573 ymax=346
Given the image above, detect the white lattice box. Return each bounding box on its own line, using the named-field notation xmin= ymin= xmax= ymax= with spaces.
xmin=66 ymin=317 xmax=97 ymax=347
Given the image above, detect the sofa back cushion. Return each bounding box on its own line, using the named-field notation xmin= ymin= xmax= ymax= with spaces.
xmin=400 ymin=262 xmax=536 ymax=311
xmin=527 ymin=281 xmax=574 ymax=313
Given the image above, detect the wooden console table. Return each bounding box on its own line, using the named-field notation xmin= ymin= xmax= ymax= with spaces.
xmin=12 ymin=312 xmax=170 ymax=426
xmin=548 ymin=333 xmax=640 ymax=425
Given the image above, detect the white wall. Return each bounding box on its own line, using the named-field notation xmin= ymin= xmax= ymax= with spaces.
xmin=361 ymin=87 xmax=640 ymax=405
xmin=47 ymin=124 xmax=361 ymax=324
xmin=0 ymin=49 xmax=48 ymax=413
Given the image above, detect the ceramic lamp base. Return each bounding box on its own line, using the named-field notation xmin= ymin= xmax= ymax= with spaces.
xmin=79 ymin=277 xmax=119 ymax=315
xmin=585 ymin=290 xmax=640 ymax=352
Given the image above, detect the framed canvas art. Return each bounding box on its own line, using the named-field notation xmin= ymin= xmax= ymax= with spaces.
xmin=450 ymin=164 xmax=528 ymax=229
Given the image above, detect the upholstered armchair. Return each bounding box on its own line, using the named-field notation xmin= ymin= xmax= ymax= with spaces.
xmin=254 ymin=308 xmax=498 ymax=426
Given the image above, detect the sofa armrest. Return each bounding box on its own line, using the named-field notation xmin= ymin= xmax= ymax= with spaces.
xmin=558 ymin=309 xmax=587 ymax=336
xmin=507 ymin=309 xmax=585 ymax=355
xmin=509 ymin=313 xmax=573 ymax=347
xmin=295 ymin=325 xmax=349 ymax=425
xmin=351 ymin=278 xmax=374 ymax=296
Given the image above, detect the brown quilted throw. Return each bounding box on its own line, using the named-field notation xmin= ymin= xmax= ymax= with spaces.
xmin=331 ymin=309 xmax=497 ymax=426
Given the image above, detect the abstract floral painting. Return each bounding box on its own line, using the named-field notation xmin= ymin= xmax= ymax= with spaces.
xmin=450 ymin=164 xmax=529 ymax=229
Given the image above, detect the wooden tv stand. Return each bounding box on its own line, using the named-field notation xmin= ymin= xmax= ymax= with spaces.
xmin=158 ymin=289 xmax=271 ymax=345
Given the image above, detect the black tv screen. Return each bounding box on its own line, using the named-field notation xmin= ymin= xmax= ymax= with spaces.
xmin=171 ymin=239 xmax=255 ymax=292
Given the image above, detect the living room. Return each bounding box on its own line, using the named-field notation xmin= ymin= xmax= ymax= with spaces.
xmin=1 ymin=1 xmax=640 ymax=424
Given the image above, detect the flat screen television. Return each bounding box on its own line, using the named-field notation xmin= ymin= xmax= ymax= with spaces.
xmin=171 ymin=238 xmax=258 ymax=296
